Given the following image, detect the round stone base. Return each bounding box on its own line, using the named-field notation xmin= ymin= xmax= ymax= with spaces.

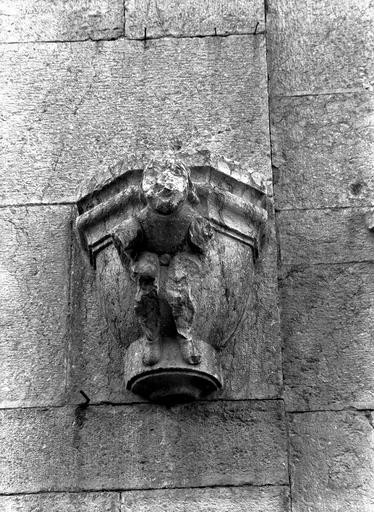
xmin=124 ymin=337 xmax=222 ymax=404
xmin=128 ymin=369 xmax=221 ymax=404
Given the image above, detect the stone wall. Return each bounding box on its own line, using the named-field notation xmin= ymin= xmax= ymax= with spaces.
xmin=0 ymin=1 xmax=373 ymax=511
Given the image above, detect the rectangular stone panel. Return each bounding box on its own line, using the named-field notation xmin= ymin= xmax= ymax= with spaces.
xmin=0 ymin=493 xmax=120 ymax=512
xmin=0 ymin=0 xmax=124 ymax=42
xmin=0 ymin=205 xmax=71 ymax=407
xmin=271 ymin=93 xmax=374 ymax=210
xmin=0 ymin=401 xmax=288 ymax=494
xmin=121 ymin=486 xmax=290 ymax=512
xmin=125 ymin=0 xmax=264 ymax=38
xmin=277 ymin=207 xmax=374 ymax=266
xmin=0 ymin=36 xmax=270 ymax=206
xmin=289 ymin=410 xmax=374 ymax=512
xmin=267 ymin=0 xmax=374 ymax=95
xmin=280 ymin=263 xmax=374 ymax=411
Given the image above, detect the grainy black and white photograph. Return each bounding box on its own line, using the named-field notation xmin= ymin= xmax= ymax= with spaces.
xmin=0 ymin=0 xmax=373 ymax=510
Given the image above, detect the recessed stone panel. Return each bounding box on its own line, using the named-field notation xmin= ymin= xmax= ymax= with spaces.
xmin=0 ymin=401 xmax=288 ymax=494
xmin=0 ymin=0 xmax=124 ymax=42
xmin=0 ymin=206 xmax=71 ymax=407
xmin=267 ymin=0 xmax=374 ymax=95
xmin=125 ymin=0 xmax=264 ymax=38
xmin=271 ymin=93 xmax=374 ymax=210
xmin=280 ymin=263 xmax=374 ymax=411
xmin=0 ymin=36 xmax=270 ymax=205
xmin=289 ymin=410 xmax=374 ymax=512
xmin=121 ymin=486 xmax=290 ymax=512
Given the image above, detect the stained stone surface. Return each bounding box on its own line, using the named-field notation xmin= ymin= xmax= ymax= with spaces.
xmin=121 ymin=486 xmax=290 ymax=511
xmin=0 ymin=36 xmax=270 ymax=206
xmin=0 ymin=205 xmax=71 ymax=408
xmin=125 ymin=0 xmax=265 ymax=38
xmin=0 ymin=401 xmax=287 ymax=494
xmin=0 ymin=493 xmax=120 ymax=512
xmin=289 ymin=411 xmax=374 ymax=512
xmin=280 ymin=263 xmax=374 ymax=411
xmin=0 ymin=0 xmax=124 ymax=42
xmin=271 ymin=92 xmax=374 ymax=210
xmin=278 ymin=207 xmax=374 ymax=266
xmin=267 ymin=0 xmax=374 ymax=95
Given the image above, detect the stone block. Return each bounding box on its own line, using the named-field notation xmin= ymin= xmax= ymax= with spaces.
xmin=0 ymin=0 xmax=124 ymax=42
xmin=125 ymin=0 xmax=264 ymax=38
xmin=289 ymin=410 xmax=374 ymax=512
xmin=271 ymin=93 xmax=374 ymax=210
xmin=0 ymin=36 xmax=270 ymax=205
xmin=0 ymin=493 xmax=120 ymax=512
xmin=0 ymin=401 xmax=288 ymax=493
xmin=267 ymin=0 xmax=374 ymax=95
xmin=0 ymin=206 xmax=71 ymax=407
xmin=280 ymin=263 xmax=374 ymax=411
xmin=278 ymin=207 xmax=374 ymax=266
xmin=121 ymin=486 xmax=290 ymax=511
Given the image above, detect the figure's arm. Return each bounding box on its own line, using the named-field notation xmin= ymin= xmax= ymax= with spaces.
xmin=188 ymin=215 xmax=213 ymax=253
xmin=111 ymin=216 xmax=143 ymax=266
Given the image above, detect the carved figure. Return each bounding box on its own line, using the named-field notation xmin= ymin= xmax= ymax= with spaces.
xmin=111 ymin=155 xmax=213 ymax=367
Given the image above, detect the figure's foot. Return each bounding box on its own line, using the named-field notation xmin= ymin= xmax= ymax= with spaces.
xmin=178 ymin=338 xmax=201 ymax=365
xmin=142 ymin=339 xmax=161 ymax=366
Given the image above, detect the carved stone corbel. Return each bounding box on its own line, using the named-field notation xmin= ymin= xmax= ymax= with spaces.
xmin=76 ymin=152 xmax=268 ymax=404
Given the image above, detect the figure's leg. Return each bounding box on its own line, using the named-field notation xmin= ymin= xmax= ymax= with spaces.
xmin=166 ymin=253 xmax=201 ymax=365
xmin=132 ymin=252 xmax=161 ymax=366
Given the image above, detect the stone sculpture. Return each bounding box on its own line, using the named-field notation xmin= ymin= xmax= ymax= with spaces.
xmin=111 ymin=155 xmax=213 ymax=368
xmin=76 ymin=151 xmax=268 ymax=403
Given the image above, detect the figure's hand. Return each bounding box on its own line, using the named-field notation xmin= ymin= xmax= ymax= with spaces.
xmin=188 ymin=216 xmax=214 ymax=253
xmin=111 ymin=217 xmax=143 ymax=265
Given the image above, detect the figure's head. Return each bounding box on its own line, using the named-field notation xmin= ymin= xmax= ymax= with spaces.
xmin=142 ymin=155 xmax=195 ymax=214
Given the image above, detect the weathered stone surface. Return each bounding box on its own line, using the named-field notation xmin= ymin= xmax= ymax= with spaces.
xmin=278 ymin=207 xmax=374 ymax=266
xmin=0 ymin=206 xmax=71 ymax=407
xmin=289 ymin=411 xmax=374 ymax=512
xmin=267 ymin=0 xmax=374 ymax=95
xmin=67 ymin=230 xmax=142 ymax=404
xmin=0 ymin=493 xmax=120 ymax=512
xmin=0 ymin=0 xmax=124 ymax=42
xmin=69 ymin=210 xmax=282 ymax=402
xmin=125 ymin=0 xmax=264 ymax=38
xmin=1 ymin=36 xmax=270 ymax=206
xmin=0 ymin=401 xmax=288 ymax=493
xmin=272 ymin=92 xmax=374 ymax=210
xmin=121 ymin=486 xmax=290 ymax=511
xmin=280 ymin=263 xmax=374 ymax=411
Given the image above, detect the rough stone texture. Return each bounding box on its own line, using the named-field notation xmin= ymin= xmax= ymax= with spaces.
xmin=267 ymin=0 xmax=374 ymax=95
xmin=67 ymin=230 xmax=143 ymax=404
xmin=0 ymin=206 xmax=71 ymax=408
xmin=69 ymin=210 xmax=282 ymax=402
xmin=280 ymin=263 xmax=374 ymax=411
xmin=0 ymin=36 xmax=270 ymax=206
xmin=289 ymin=411 xmax=374 ymax=512
xmin=121 ymin=486 xmax=290 ymax=511
xmin=271 ymin=92 xmax=374 ymax=210
xmin=0 ymin=493 xmax=120 ymax=512
xmin=0 ymin=401 xmax=288 ymax=494
xmin=125 ymin=0 xmax=265 ymax=38
xmin=0 ymin=0 xmax=124 ymax=42
xmin=278 ymin=207 xmax=374 ymax=266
